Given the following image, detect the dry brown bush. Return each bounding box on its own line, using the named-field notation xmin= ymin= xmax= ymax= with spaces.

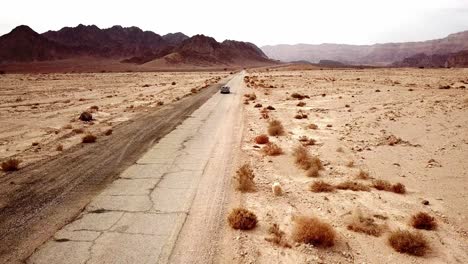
xmin=265 ymin=223 xmax=291 ymax=248
xmin=293 ymin=146 xmax=323 ymax=171
xmin=171 ymin=81 xmax=176 ymax=85
xmin=227 ymin=208 xmax=258 ymax=230
xmin=411 ymin=212 xmax=437 ymax=230
xmin=346 ymin=161 xmax=354 ymax=167
xmin=306 ymin=165 xmax=320 ymax=177
xmin=79 ymin=111 xmax=93 ymax=121
xmin=62 ymin=124 xmax=73 ymax=129
xmin=254 ymin=103 xmax=262 ymax=108
xmin=90 ymin=105 xmax=99 ymax=111
xmin=297 ymin=101 xmax=306 ymax=107
xmin=235 ymin=164 xmax=255 ymax=191
xmin=56 ymin=144 xmax=63 ymax=151
xmin=291 ymin=93 xmax=305 ymax=100
xmin=307 ymin=123 xmax=318 ymax=130
xmin=347 ymin=210 xmax=384 ymax=237
xmin=292 ymin=216 xmax=336 ymax=247
xmin=336 ymin=181 xmax=370 ymax=191
xmin=1 ymin=158 xmax=21 ymax=171
xmin=263 ymin=143 xmax=283 ymax=156
xmin=268 ymin=120 xmax=285 ymax=136
xmin=388 ymin=230 xmax=429 ymax=256
xmin=391 ymin=183 xmax=406 ymax=194
xmin=310 ymin=181 xmax=335 ymax=192
xmin=373 ymin=179 xmax=392 ymax=190
xmin=82 ymin=134 xmax=97 ymax=143
xmin=254 ymin=134 xmax=269 ymax=144
xmin=356 ymin=170 xmax=371 ymax=180
xmin=104 ymin=129 xmax=113 ymax=136
xmin=190 ymin=88 xmax=197 ymax=94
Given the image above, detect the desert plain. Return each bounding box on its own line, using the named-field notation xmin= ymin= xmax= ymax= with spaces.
xmin=0 ymin=67 xmax=467 ymax=263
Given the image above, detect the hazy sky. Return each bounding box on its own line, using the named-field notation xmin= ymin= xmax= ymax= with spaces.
xmin=1 ymin=0 xmax=468 ymax=46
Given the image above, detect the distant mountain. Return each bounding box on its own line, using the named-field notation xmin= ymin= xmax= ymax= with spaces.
xmin=0 ymin=25 xmax=273 ymax=68
xmin=162 ymin=32 xmax=189 ymax=46
xmin=42 ymin=24 xmax=167 ymax=58
xmin=125 ymin=34 xmax=272 ymax=66
xmin=0 ymin=25 xmax=74 ymax=63
xmin=393 ymin=50 xmax=468 ymax=68
xmin=262 ymin=31 xmax=468 ymax=66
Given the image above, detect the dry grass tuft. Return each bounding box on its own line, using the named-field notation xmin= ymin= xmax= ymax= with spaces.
xmin=263 ymin=143 xmax=283 ymax=156
xmin=235 ymin=164 xmax=255 ymax=191
xmin=292 ymin=216 xmax=336 ymax=247
xmin=347 ymin=209 xmax=384 ymax=237
xmin=373 ymin=180 xmax=406 ymax=194
xmin=104 ymin=129 xmax=113 ymax=136
xmin=79 ymin=111 xmax=93 ymax=121
xmin=307 ymin=123 xmax=318 ymax=130
xmin=82 ymin=134 xmax=97 ymax=143
xmin=254 ymin=134 xmax=269 ymax=144
xmin=227 ymin=208 xmax=258 ymax=230
xmin=411 ymin=212 xmax=437 ymax=230
xmin=356 ymin=169 xmax=371 ymax=180
xmin=293 ymin=146 xmax=323 ymax=171
xmin=306 ymin=165 xmax=320 ymax=177
xmin=265 ymin=223 xmax=291 ymax=248
xmin=336 ymin=181 xmax=370 ymax=192
xmin=310 ymin=181 xmax=335 ymax=192
xmin=268 ymin=120 xmax=285 ymax=136
xmin=391 ymin=183 xmax=406 ymax=194
xmin=1 ymin=158 xmax=21 ymax=171
xmin=56 ymin=144 xmax=63 ymax=151
xmin=297 ymin=101 xmax=306 ymax=107
xmin=373 ymin=179 xmax=391 ymax=190
xmin=388 ymin=230 xmax=429 ymax=256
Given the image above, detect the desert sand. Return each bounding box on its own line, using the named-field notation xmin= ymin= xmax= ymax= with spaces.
xmin=0 ymin=71 xmax=228 ymax=169
xmin=220 ymin=67 xmax=468 ymax=263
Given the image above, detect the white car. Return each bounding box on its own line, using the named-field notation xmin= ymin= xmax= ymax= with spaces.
xmin=220 ymin=86 xmax=230 ymax=94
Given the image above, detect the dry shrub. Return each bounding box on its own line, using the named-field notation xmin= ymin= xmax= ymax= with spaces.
xmin=373 ymin=179 xmax=392 ymax=190
xmin=292 ymin=216 xmax=336 ymax=247
xmin=291 ymin=93 xmax=305 ymax=100
xmin=388 ymin=230 xmax=429 ymax=256
xmin=297 ymin=101 xmax=306 ymax=107
xmin=268 ymin=120 xmax=285 ymax=136
xmin=347 ymin=209 xmax=384 ymax=237
xmin=171 ymin=81 xmax=176 ymax=85
xmin=190 ymin=88 xmax=197 ymax=94
xmin=293 ymin=146 xmax=323 ymax=171
xmin=254 ymin=134 xmax=269 ymax=144
xmin=62 ymin=124 xmax=73 ymax=129
xmin=157 ymin=101 xmax=164 ymax=106
xmin=244 ymin=93 xmax=256 ymax=101
xmin=299 ymin=136 xmax=316 ymax=146
xmin=90 ymin=105 xmax=99 ymax=111
xmin=391 ymin=183 xmax=406 ymax=194
xmin=306 ymin=165 xmax=320 ymax=177
xmin=104 ymin=129 xmax=113 ymax=136
xmin=263 ymin=143 xmax=283 ymax=156
xmin=307 ymin=123 xmax=318 ymax=130
xmin=411 ymin=212 xmax=437 ymax=230
xmin=227 ymin=208 xmax=257 ymax=230
xmin=336 ymin=181 xmax=370 ymax=192
xmin=254 ymin=103 xmax=262 ymax=108
xmin=310 ymin=181 xmax=335 ymax=192
xmin=266 ymin=105 xmax=275 ymax=110
xmin=346 ymin=161 xmax=354 ymax=167
xmin=272 ymin=182 xmax=283 ymax=196
xmin=235 ymin=164 xmax=255 ymax=191
xmin=82 ymin=134 xmax=97 ymax=143
xmin=1 ymin=158 xmax=21 ymax=171
xmin=56 ymin=144 xmax=63 ymax=151
xmin=356 ymin=169 xmax=371 ymax=180
xmin=79 ymin=111 xmax=93 ymax=121
xmin=294 ymin=114 xmax=303 ymax=119
xmin=265 ymin=223 xmax=291 ymax=248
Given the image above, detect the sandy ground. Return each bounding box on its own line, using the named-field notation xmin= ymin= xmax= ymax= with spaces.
xmin=25 ymin=73 xmax=245 ymax=264
xmin=0 ymin=72 xmax=228 ymax=170
xmin=220 ymin=67 xmax=468 ymax=263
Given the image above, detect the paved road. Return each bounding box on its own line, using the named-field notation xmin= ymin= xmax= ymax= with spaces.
xmin=27 ymin=72 xmax=245 ymax=263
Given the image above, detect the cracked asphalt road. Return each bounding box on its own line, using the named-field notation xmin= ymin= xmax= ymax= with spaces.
xmin=26 ymin=72 xmax=245 ymax=264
